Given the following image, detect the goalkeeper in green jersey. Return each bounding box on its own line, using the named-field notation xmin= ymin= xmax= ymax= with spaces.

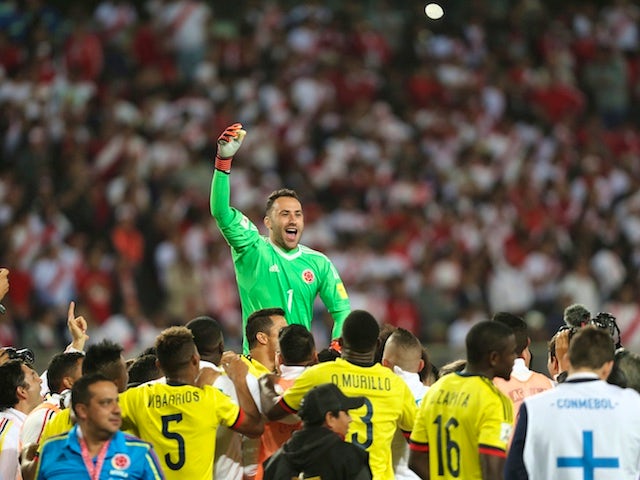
xmin=210 ymin=123 xmax=351 ymax=354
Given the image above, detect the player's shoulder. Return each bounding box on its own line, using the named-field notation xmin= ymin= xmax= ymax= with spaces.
xmin=369 ymin=361 xmax=414 ymax=384
xmin=608 ymin=381 xmax=640 ymax=404
xmin=49 ymin=407 xmax=72 ymax=425
xmin=123 ymin=432 xmax=154 ymax=450
xmin=299 ymin=244 xmax=330 ymax=260
xmin=0 ymin=416 xmax=14 ymax=435
xmin=528 ymin=370 xmax=555 ymax=387
xmin=40 ymin=430 xmax=71 ymax=450
xmin=450 ymin=373 xmax=511 ymax=402
xmin=297 ymin=359 xmax=335 ymax=378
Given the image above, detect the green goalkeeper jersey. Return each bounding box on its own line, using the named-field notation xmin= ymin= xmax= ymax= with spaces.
xmin=210 ymin=170 xmax=351 ymax=353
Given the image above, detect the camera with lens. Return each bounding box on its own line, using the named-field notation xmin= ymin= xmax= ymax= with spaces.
xmin=3 ymin=347 xmax=35 ymax=365
xmin=589 ymin=312 xmax=622 ymax=349
xmin=556 ymin=324 xmax=579 ymax=341
xmin=556 ymin=311 xmax=622 ymax=349
xmin=589 ymin=312 xmax=617 ymax=338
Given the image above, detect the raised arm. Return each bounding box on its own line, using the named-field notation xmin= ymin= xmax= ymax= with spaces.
xmin=318 ymin=261 xmax=350 ymax=341
xmin=222 ymin=351 xmax=264 ymax=438
xmin=209 ymin=123 xmax=246 ymax=225
xmin=66 ymin=301 xmax=89 ymax=352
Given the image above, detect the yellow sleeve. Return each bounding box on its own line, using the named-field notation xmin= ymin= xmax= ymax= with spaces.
xmin=478 ymin=389 xmax=513 ymax=454
xmin=409 ymin=391 xmax=431 ymax=447
xmin=37 ymin=409 xmax=73 ymax=455
xmin=281 ymin=368 xmax=317 ymax=412
xmin=398 ymin=381 xmax=417 ymax=433
xmin=118 ymin=386 xmax=142 ymax=434
xmin=209 ymin=386 xmax=241 ymax=428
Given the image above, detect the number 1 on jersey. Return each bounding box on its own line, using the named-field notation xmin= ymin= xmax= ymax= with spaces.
xmin=287 ymin=289 xmax=293 ymax=312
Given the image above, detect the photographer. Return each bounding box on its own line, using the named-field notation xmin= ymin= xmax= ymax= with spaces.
xmin=553 ymin=310 xmax=623 ymax=383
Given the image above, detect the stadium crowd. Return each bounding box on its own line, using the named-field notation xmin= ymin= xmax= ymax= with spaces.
xmin=4 ymin=2 xmax=640 ymax=479
xmin=1 ymin=0 xmax=640 ymax=362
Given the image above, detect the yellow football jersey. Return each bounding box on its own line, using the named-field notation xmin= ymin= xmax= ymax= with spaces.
xmin=281 ymin=358 xmax=416 ymax=480
xmin=38 ymin=407 xmax=138 ymax=452
xmin=119 ymin=382 xmax=241 ymax=480
xmin=38 ymin=408 xmax=73 ymax=448
xmin=241 ymin=355 xmax=272 ymax=377
xmin=410 ymin=372 xmax=513 ymax=479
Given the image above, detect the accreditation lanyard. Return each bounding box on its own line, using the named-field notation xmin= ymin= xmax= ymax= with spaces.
xmin=79 ymin=436 xmax=111 ymax=480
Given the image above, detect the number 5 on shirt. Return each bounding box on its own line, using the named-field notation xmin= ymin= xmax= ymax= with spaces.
xmin=161 ymin=414 xmax=185 ymax=470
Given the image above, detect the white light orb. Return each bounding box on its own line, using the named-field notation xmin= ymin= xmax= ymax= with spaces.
xmin=425 ymin=3 xmax=444 ymax=20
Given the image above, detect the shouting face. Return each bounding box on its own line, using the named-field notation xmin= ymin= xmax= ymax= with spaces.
xmin=265 ymin=196 xmax=304 ymax=251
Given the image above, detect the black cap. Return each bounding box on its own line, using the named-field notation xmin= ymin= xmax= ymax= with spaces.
xmin=298 ymin=383 xmax=366 ymax=424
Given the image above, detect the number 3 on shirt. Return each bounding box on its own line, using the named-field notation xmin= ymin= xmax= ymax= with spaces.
xmin=161 ymin=413 xmax=185 ymax=470
xmin=351 ymin=398 xmax=374 ymax=449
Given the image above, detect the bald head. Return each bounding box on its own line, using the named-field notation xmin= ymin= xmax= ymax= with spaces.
xmin=382 ymin=328 xmax=424 ymax=373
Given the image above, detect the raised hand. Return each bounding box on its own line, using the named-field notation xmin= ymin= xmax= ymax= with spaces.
xmin=215 ymin=123 xmax=247 ymax=172
xmin=221 ymin=350 xmax=248 ymax=382
xmin=67 ymin=301 xmax=89 ymax=351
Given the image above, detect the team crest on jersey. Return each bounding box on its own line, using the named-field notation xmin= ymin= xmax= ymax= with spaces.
xmin=112 ymin=453 xmax=131 ymax=470
xmin=302 ymin=269 xmax=315 ymax=284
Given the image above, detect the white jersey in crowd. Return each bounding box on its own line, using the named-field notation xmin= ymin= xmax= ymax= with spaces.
xmin=0 ymin=407 xmax=26 ymax=480
xmin=208 ymin=361 xmax=244 ymax=480
xmin=21 ymin=391 xmax=70 ymax=446
xmin=505 ymin=372 xmax=640 ymax=480
xmin=391 ymin=366 xmax=429 ymax=480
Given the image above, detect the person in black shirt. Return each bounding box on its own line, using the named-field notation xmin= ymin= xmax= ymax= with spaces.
xmin=263 ymin=383 xmax=372 ymax=480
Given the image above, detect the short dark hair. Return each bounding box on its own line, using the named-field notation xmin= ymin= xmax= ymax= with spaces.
xmin=127 ymin=354 xmax=161 ymax=388
xmin=317 ymin=347 xmax=341 ymax=363
xmin=569 ymin=326 xmax=614 ymax=370
xmin=492 ymin=312 xmax=528 ymax=356
xmin=466 ymin=321 xmax=514 ymax=365
xmin=374 ymin=324 xmax=397 ymax=364
xmin=186 ymin=316 xmax=224 ymax=358
xmin=155 ymin=326 xmax=196 ymax=377
xmin=341 ymin=310 xmax=380 ymax=353
xmin=265 ymin=189 xmax=299 ymax=215
xmin=278 ymin=324 xmax=315 ymax=365
xmin=83 ymin=340 xmax=124 ymax=375
xmin=383 ymin=328 xmax=424 ymax=371
xmin=387 ymin=328 xmax=422 ymax=351
xmin=564 ymin=304 xmax=591 ymax=328
xmin=71 ymin=373 xmax=111 ymax=416
xmin=0 ymin=360 xmax=26 ymax=410
xmin=47 ymin=352 xmax=84 ymax=394
xmin=246 ymin=308 xmax=285 ymax=349
xmin=419 ymin=349 xmax=438 ymax=384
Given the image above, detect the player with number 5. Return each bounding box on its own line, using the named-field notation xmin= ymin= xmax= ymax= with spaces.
xmin=119 ymin=327 xmax=264 ymax=480
xmin=209 ymin=123 xmax=351 ymax=354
